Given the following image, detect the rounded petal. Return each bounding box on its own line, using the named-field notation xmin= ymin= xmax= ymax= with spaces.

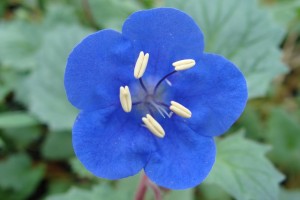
xmin=73 ymin=106 xmax=156 ymax=179
xmin=65 ymin=29 xmax=135 ymax=111
xmin=144 ymin=120 xmax=216 ymax=190
xmin=168 ymin=53 xmax=248 ymax=137
xmin=122 ymin=8 xmax=204 ymax=81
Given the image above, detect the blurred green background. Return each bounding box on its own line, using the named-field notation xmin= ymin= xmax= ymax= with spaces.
xmin=0 ymin=0 xmax=299 ymax=199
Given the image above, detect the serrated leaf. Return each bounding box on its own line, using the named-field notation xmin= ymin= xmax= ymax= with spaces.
xmin=27 ymin=25 xmax=92 ymax=130
xmin=46 ymin=173 xmax=188 ymax=200
xmin=42 ymin=131 xmax=74 ymax=160
xmin=0 ymin=153 xmax=45 ymax=200
xmin=266 ymin=108 xmax=300 ymax=170
xmin=88 ymin=0 xmax=142 ymax=30
xmin=46 ymin=187 xmax=95 ymax=200
xmin=205 ymin=131 xmax=284 ymax=200
xmin=0 ymin=112 xmax=39 ymax=129
xmin=164 ymin=0 xmax=288 ymax=99
xmin=46 ymin=183 xmax=116 ymax=200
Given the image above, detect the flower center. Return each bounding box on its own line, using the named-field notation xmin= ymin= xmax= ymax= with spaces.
xmin=119 ymin=51 xmax=195 ymax=138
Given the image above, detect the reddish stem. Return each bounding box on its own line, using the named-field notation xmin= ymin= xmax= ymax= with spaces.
xmin=135 ymin=174 xmax=148 ymax=200
xmin=134 ymin=174 xmax=162 ymax=200
xmin=147 ymin=180 xmax=162 ymax=200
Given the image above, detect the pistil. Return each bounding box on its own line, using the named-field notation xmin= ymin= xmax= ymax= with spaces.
xmin=119 ymin=53 xmax=195 ymax=139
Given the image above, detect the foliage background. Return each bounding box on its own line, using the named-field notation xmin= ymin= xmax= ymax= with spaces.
xmin=0 ymin=0 xmax=299 ymax=199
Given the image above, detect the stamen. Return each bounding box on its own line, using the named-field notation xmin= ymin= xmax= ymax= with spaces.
xmin=134 ymin=51 xmax=149 ymax=79
xmin=150 ymin=101 xmax=166 ymax=118
xmin=169 ymin=101 xmax=192 ymax=118
xmin=119 ymin=86 xmax=132 ymax=112
xmin=172 ymin=59 xmax=195 ymax=71
xmin=153 ymin=71 xmax=177 ymax=96
xmin=142 ymin=114 xmax=165 ymax=138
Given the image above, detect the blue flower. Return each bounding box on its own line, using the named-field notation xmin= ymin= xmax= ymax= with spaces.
xmin=64 ymin=8 xmax=247 ymax=189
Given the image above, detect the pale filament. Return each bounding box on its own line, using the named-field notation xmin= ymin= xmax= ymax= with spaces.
xmin=119 ymin=86 xmax=132 ymax=112
xmin=134 ymin=51 xmax=149 ymax=79
xmin=142 ymin=114 xmax=165 ymax=138
xmin=172 ymin=59 xmax=195 ymax=71
xmin=169 ymin=101 xmax=192 ymax=118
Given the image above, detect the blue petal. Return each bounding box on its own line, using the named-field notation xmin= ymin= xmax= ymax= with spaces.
xmin=73 ymin=106 xmax=156 ymax=179
xmin=65 ymin=29 xmax=135 ymax=111
xmin=168 ymin=53 xmax=248 ymax=137
xmin=122 ymin=8 xmax=204 ymax=82
xmin=144 ymin=119 xmax=215 ymax=190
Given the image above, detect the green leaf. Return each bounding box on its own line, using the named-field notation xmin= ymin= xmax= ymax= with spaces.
xmin=266 ymin=108 xmax=300 ymax=171
xmin=46 ymin=187 xmax=95 ymax=200
xmin=2 ymin=126 xmax=41 ymax=149
xmin=199 ymin=184 xmax=231 ymax=200
xmin=0 ymin=136 xmax=5 ymax=150
xmin=46 ymin=183 xmax=116 ymax=200
xmin=42 ymin=131 xmax=74 ymax=160
xmin=0 ymin=20 xmax=42 ymax=70
xmin=88 ymin=0 xmax=142 ymax=30
xmin=164 ymin=0 xmax=288 ymax=99
xmin=163 ymin=189 xmax=194 ymax=200
xmin=27 ymin=25 xmax=91 ymax=131
xmin=0 ymin=112 xmax=39 ymax=129
xmin=46 ymin=173 xmax=192 ymax=200
xmin=0 ymin=0 xmax=7 ymax=17
xmin=46 ymin=174 xmax=142 ymax=200
xmin=47 ymin=179 xmax=73 ymax=196
xmin=280 ymin=188 xmax=300 ymax=200
xmin=268 ymin=0 xmax=300 ymax=31
xmin=43 ymin=3 xmax=80 ymax=28
xmin=0 ymin=153 xmax=45 ymax=200
xmin=114 ymin=174 xmax=144 ymax=200
xmin=69 ymin=157 xmax=94 ymax=179
xmin=0 ymin=69 xmax=13 ymax=102
xmin=238 ymin=105 xmax=265 ymax=139
xmin=205 ymin=131 xmax=284 ymax=200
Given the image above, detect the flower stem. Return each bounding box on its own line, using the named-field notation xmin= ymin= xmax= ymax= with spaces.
xmin=135 ymin=174 xmax=148 ymax=200
xmin=134 ymin=174 xmax=162 ymax=200
xmin=148 ymin=179 xmax=162 ymax=200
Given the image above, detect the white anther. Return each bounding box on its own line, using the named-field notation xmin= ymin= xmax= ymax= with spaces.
xmin=172 ymin=59 xmax=195 ymax=71
xmin=142 ymin=114 xmax=165 ymax=138
xmin=170 ymin=101 xmax=192 ymax=118
xmin=119 ymin=86 xmax=132 ymax=112
xmin=134 ymin=51 xmax=149 ymax=79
